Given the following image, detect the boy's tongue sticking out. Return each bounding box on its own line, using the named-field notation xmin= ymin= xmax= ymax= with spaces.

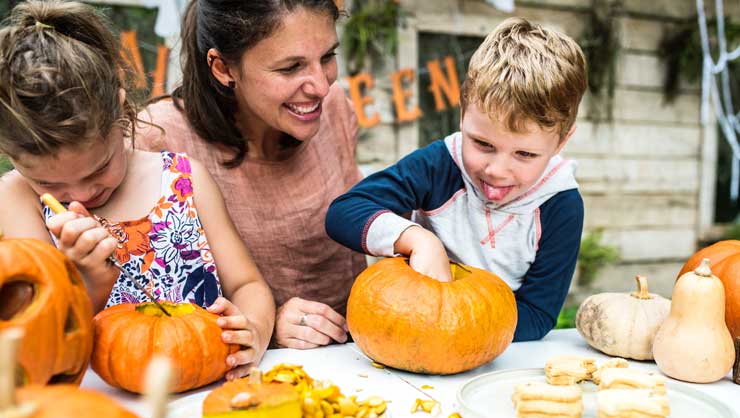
xmin=482 ymin=181 xmax=514 ymax=202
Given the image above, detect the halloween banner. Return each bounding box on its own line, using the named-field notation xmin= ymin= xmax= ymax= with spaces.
xmin=121 ymin=30 xmax=461 ymax=128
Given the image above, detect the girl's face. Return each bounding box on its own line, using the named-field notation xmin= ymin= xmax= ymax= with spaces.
xmin=12 ymin=126 xmax=129 ymax=209
xmin=233 ymin=6 xmax=339 ymax=142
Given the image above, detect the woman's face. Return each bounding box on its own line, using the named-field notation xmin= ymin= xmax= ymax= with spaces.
xmin=234 ymin=7 xmax=339 ymax=142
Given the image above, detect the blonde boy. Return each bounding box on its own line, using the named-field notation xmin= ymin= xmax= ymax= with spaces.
xmin=326 ymin=18 xmax=587 ymax=341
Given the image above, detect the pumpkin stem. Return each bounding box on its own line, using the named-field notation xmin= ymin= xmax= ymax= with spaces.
xmin=694 ymin=258 xmax=714 ymax=277
xmin=0 ymin=228 xmax=4 ymax=240
xmin=144 ymin=356 xmax=172 ymax=418
xmin=0 ymin=328 xmax=21 ymax=411
xmin=630 ymin=275 xmax=653 ymax=299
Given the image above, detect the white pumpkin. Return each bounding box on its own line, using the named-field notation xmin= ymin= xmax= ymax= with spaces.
xmin=576 ymin=275 xmax=670 ymax=360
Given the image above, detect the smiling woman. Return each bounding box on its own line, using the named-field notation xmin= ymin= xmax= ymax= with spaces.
xmin=0 ymin=0 xmax=276 ymax=381
xmin=136 ymin=0 xmax=367 ymax=351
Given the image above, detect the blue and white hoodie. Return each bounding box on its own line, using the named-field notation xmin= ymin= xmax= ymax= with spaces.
xmin=326 ymin=132 xmax=584 ymax=341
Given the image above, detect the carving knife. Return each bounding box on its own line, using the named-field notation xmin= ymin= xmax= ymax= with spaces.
xmin=40 ymin=193 xmax=171 ymax=316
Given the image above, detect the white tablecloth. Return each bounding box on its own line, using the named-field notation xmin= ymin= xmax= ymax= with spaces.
xmin=81 ymin=329 xmax=738 ymax=417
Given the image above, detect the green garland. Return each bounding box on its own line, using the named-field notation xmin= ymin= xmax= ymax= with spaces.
xmin=578 ymin=0 xmax=622 ymax=121
xmin=0 ymin=156 xmax=11 ymax=175
xmin=342 ymin=0 xmax=405 ymax=75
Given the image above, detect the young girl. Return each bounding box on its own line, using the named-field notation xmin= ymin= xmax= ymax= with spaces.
xmin=0 ymin=0 xmax=274 ymax=380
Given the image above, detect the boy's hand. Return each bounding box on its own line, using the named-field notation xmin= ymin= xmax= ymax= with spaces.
xmin=208 ymin=296 xmax=265 ymax=380
xmin=45 ymin=201 xmax=119 ymax=310
xmin=274 ymin=297 xmax=348 ymax=349
xmin=395 ymin=226 xmax=453 ymax=282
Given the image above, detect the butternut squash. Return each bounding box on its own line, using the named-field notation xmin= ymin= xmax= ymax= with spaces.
xmin=652 ymin=259 xmax=735 ymax=383
xmin=576 ymin=275 xmax=670 ymax=360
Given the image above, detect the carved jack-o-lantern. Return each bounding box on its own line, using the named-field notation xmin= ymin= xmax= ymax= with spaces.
xmin=0 ymin=230 xmax=94 ymax=385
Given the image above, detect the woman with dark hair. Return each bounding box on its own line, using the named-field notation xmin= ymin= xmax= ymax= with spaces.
xmin=137 ymin=0 xmax=366 ymax=349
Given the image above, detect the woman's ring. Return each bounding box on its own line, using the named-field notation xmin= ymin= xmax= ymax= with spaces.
xmin=299 ymin=313 xmax=308 ymax=327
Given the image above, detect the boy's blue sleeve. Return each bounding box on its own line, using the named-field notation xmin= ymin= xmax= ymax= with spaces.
xmin=513 ymin=189 xmax=584 ymax=342
xmin=326 ymin=140 xmax=463 ymax=255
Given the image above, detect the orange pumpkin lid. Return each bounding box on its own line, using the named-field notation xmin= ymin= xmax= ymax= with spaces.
xmin=202 ymin=379 xmax=299 ymax=414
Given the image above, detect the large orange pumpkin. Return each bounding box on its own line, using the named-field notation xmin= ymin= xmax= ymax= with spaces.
xmin=347 ymin=258 xmax=517 ymax=374
xmin=0 ymin=231 xmax=93 ymax=385
xmin=91 ymin=301 xmax=238 ymax=393
xmin=14 ymin=385 xmax=138 ymax=418
xmin=678 ymin=240 xmax=740 ymax=339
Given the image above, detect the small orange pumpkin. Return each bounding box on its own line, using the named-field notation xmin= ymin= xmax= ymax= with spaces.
xmin=678 ymin=240 xmax=740 ymax=338
xmin=347 ymin=258 xmax=517 ymax=374
xmin=91 ymin=302 xmax=238 ymax=393
xmin=0 ymin=230 xmax=93 ymax=385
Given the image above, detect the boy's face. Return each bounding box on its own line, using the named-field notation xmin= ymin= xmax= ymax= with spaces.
xmin=460 ymin=102 xmax=572 ymax=206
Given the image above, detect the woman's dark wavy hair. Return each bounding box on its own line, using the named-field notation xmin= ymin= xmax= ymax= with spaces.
xmin=174 ymin=0 xmax=340 ymax=167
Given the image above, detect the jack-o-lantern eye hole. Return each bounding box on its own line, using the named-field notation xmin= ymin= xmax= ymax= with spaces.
xmin=15 ymin=364 xmax=27 ymax=387
xmin=0 ymin=279 xmax=35 ymax=321
xmin=64 ymin=306 xmax=78 ymax=335
xmin=48 ymin=371 xmax=80 ymax=384
xmin=64 ymin=260 xmax=82 ymax=286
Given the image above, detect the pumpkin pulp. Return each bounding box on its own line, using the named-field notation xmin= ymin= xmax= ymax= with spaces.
xmin=450 ymin=262 xmax=471 ymax=280
xmin=135 ymin=301 xmax=194 ymax=317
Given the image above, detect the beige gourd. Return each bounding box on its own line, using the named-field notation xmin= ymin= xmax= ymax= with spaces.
xmin=652 ymin=258 xmax=735 ymax=383
xmin=575 ymin=275 xmax=670 ymax=360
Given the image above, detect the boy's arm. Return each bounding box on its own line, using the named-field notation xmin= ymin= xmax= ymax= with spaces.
xmin=326 ymin=141 xmax=461 ymax=257
xmin=513 ymin=189 xmax=584 ymax=342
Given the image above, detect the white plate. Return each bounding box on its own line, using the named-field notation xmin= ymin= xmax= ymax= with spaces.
xmin=167 ymin=390 xmax=393 ymax=418
xmin=456 ymin=368 xmax=736 ymax=418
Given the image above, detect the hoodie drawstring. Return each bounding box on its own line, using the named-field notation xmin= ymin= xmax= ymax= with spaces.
xmin=480 ymin=209 xmax=515 ymax=248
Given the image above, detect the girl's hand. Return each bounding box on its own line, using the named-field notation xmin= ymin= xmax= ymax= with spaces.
xmin=208 ymin=296 xmax=264 ymax=380
xmin=396 ymin=226 xmax=453 ymax=282
xmin=45 ymin=201 xmax=119 ymax=310
xmin=274 ymin=297 xmax=348 ymax=349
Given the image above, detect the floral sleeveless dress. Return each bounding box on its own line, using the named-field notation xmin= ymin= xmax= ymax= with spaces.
xmin=42 ymin=151 xmax=222 ymax=309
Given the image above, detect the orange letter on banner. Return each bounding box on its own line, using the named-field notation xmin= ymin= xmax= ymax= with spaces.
xmin=427 ymin=56 xmax=460 ymax=111
xmin=150 ymin=45 xmax=170 ymax=98
xmin=120 ymin=31 xmax=147 ymax=89
xmin=391 ymin=68 xmax=422 ymax=122
xmin=346 ymin=73 xmax=380 ymax=129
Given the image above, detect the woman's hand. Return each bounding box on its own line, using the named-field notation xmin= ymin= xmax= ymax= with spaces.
xmin=45 ymin=201 xmax=119 ymax=311
xmin=208 ymin=296 xmax=266 ymax=380
xmin=274 ymin=297 xmax=348 ymax=349
xmin=395 ymin=226 xmax=452 ymax=282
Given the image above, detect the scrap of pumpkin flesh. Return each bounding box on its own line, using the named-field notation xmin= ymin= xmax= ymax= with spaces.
xmin=411 ymin=398 xmax=440 ymax=414
xmin=262 ymin=363 xmax=388 ymax=417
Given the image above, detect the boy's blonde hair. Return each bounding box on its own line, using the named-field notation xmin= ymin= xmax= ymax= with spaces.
xmin=460 ymin=17 xmax=587 ymax=140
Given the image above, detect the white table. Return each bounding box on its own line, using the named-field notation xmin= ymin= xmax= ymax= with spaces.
xmin=81 ymin=329 xmax=738 ymax=417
